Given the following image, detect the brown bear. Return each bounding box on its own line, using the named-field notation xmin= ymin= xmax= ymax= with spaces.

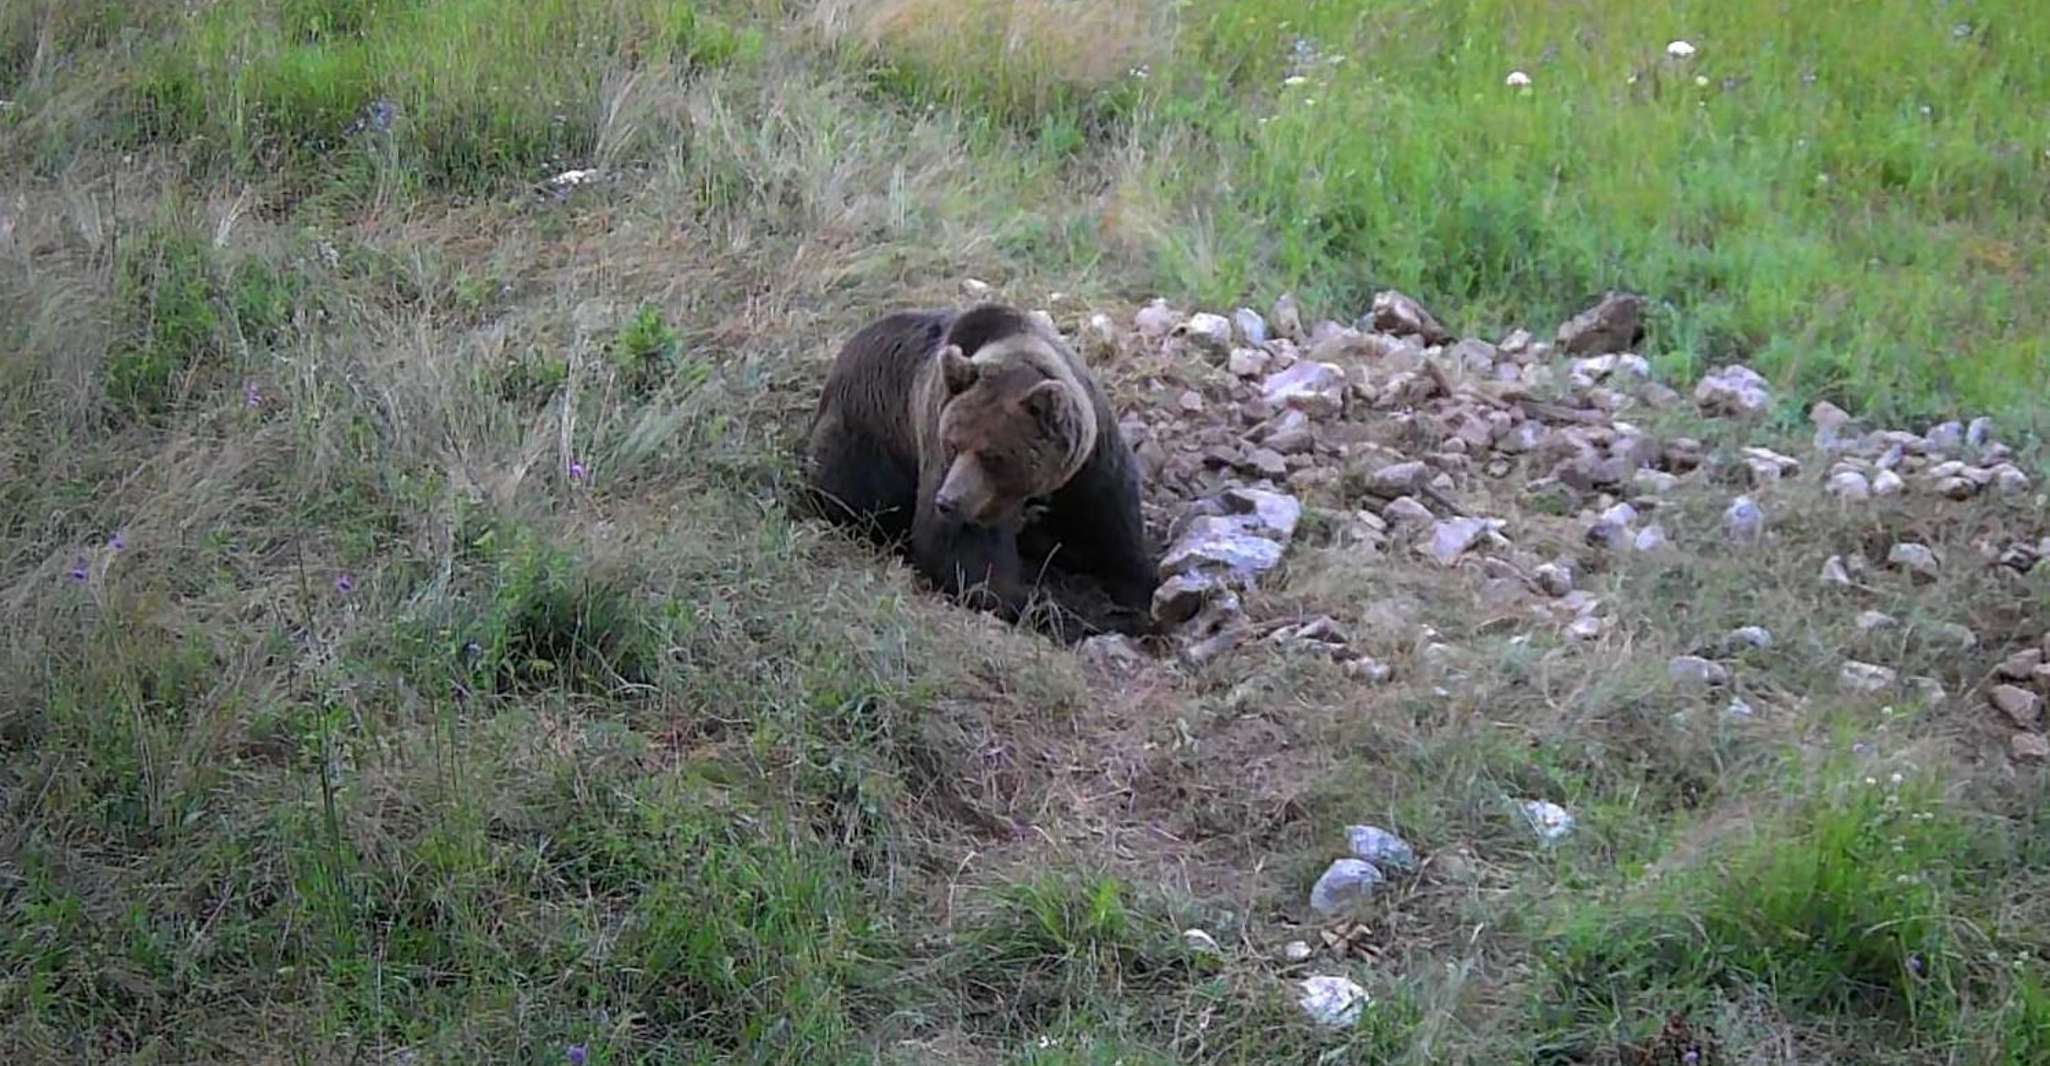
xmin=803 ymin=302 xmax=1157 ymax=637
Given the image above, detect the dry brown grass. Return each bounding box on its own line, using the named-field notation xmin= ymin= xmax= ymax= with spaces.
xmin=809 ymin=0 xmax=1168 ymax=103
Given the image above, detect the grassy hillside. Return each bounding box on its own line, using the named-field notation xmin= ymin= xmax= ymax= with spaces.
xmin=3 ymin=1 xmax=2049 ymax=1063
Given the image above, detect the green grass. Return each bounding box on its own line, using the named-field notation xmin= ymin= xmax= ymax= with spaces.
xmin=5 ymin=0 xmax=2050 ymax=1062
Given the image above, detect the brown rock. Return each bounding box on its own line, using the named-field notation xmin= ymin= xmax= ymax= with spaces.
xmin=1555 ymin=291 xmax=1648 ymax=356
xmin=1244 ymin=447 xmax=1289 ymax=480
xmin=1990 ymin=685 xmax=2044 ymax=728
xmin=2012 ymin=732 xmax=2050 ymax=763
xmin=1999 ymin=649 xmax=2045 ymax=681
xmin=1367 ymin=289 xmax=1452 ymax=344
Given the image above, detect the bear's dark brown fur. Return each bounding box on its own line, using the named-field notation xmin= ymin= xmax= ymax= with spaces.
xmin=804 ymin=303 xmax=1157 ymax=636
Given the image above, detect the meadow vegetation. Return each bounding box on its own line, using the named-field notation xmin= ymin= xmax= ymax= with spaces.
xmin=3 ymin=0 xmax=2048 ymax=1062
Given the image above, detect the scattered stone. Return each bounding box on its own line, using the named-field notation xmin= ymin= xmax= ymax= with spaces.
xmin=1298 ymin=975 xmax=1370 ymax=1028
xmin=1743 ymin=446 xmax=1802 ymax=480
xmin=1245 ymin=447 xmax=1289 ymax=480
xmin=1966 ymin=416 xmax=1995 ymax=449
xmin=1924 ymin=420 xmax=1964 ymax=455
xmin=1725 ymin=496 xmax=1765 ymax=542
xmin=1176 ymin=312 xmax=1233 ymax=357
xmin=1228 ymin=346 xmax=1272 ymax=377
xmin=1491 ymin=420 xmax=1544 ymax=455
xmin=1182 ymin=624 xmax=1249 ymax=667
xmin=1855 ymin=610 xmax=1899 ymax=633
xmin=1695 ymin=364 xmax=1773 ymax=417
xmin=1822 ymin=555 xmax=1854 ymax=587
xmin=1270 ymin=293 xmax=1305 ymax=341
xmin=1663 ymin=437 xmax=1706 ymax=471
xmin=1134 ymin=298 xmax=1177 ymax=339
xmin=960 ymin=278 xmax=994 ymax=300
xmin=1533 ymin=563 xmax=1574 ymax=597
xmin=1343 ymin=657 xmax=1394 ymax=683
xmin=1811 ymin=400 xmax=1852 ymax=433
xmin=1270 ymin=616 xmax=1352 ymax=654
xmin=1347 ymin=825 xmax=1418 ymax=871
xmin=1887 ymin=542 xmax=1940 ymax=578
xmin=1726 ymin=626 xmax=1774 ymax=651
xmin=1232 ymin=308 xmax=1269 ymax=346
xmin=1522 ymin=800 xmax=1576 ymax=842
xmin=1383 ymin=496 xmax=1435 ymax=526
xmin=1911 ymin=676 xmax=1948 ymax=709
xmin=1425 ymin=517 xmax=1495 ymax=566
xmin=1827 ymin=470 xmax=1872 ymax=501
xmin=1669 ymin=655 xmax=1731 ymax=687
xmin=1633 ymin=469 xmax=1680 ymax=494
xmin=1555 ymin=291 xmax=1647 ymax=356
xmin=1159 ymin=515 xmax=1287 ymax=581
xmin=1262 ymin=361 xmax=1348 ymax=418
xmin=1998 ymin=649 xmax=2045 ymax=681
xmin=1839 ymin=661 xmax=1898 ymax=693
xmin=1584 ymin=519 xmax=1629 ymax=551
xmin=1177 ymin=389 xmax=1205 ymax=414
xmin=1363 ymin=460 xmax=1428 ymax=497
xmin=1725 ymin=696 xmax=1757 ymax=719
xmin=1282 ymin=939 xmax=1315 ymax=963
xmin=1990 ymin=685 xmax=2043 ymax=728
xmin=1633 ymin=524 xmax=1670 ymax=553
xmin=1992 ymin=464 xmax=2031 ymax=496
xmin=1927 ymin=622 xmax=1977 ymax=651
xmin=1079 ymin=634 xmax=1147 ymax=671
xmin=1565 ymin=615 xmax=1604 ymax=642
xmin=1445 ymin=338 xmax=1500 ymax=374
xmin=1368 ymin=289 xmax=1451 ymax=344
xmin=2012 ymin=733 xmax=2050 ymax=764
xmin=1309 ymin=858 xmax=1385 ymax=915
xmin=1258 ymin=409 xmax=1314 ymax=454
xmin=1873 ymin=469 xmax=1905 ymax=497
xmin=1153 ymin=573 xmax=1216 ymax=626
xmin=1220 ymin=486 xmax=1302 ymax=542
xmin=1080 ymin=313 xmax=1120 ymax=362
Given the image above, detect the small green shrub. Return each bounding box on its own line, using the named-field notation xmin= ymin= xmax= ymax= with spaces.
xmin=105 ymin=222 xmax=223 ymax=416
xmin=609 ymin=303 xmax=682 ymax=395
xmin=103 ymin=222 xmax=309 ymax=416
xmin=2001 ymin=976 xmax=2050 ymax=1066
xmin=957 ymin=872 xmax=1189 ymax=1029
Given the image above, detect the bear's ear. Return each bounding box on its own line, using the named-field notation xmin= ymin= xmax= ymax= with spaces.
xmin=938 ymin=345 xmax=977 ymax=395
xmin=1021 ymin=379 xmax=1074 ymax=435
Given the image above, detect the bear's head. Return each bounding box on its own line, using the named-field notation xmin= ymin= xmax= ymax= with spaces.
xmin=929 ymin=335 xmax=1096 ymax=528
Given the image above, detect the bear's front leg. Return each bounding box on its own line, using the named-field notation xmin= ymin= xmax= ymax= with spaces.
xmin=915 ymin=519 xmax=1028 ymax=620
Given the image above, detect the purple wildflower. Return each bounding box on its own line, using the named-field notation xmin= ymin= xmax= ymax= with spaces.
xmin=335 ymin=573 xmax=354 ymax=595
xmin=244 ymin=381 xmax=262 ymax=408
xmin=108 ymin=532 xmax=126 ymax=553
xmin=566 ymin=1045 xmax=588 ymax=1066
xmin=68 ymin=557 xmax=89 ymax=583
xmin=1906 ymin=953 xmax=1925 ymax=976
xmin=568 ymin=460 xmax=588 ymax=481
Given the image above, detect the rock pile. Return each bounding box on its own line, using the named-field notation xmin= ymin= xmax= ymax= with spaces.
xmin=1104 ymin=287 xmax=1787 ymax=661
xmin=1992 ymin=637 xmax=2050 ymax=762
xmin=1067 ymin=286 xmax=2043 ymax=767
